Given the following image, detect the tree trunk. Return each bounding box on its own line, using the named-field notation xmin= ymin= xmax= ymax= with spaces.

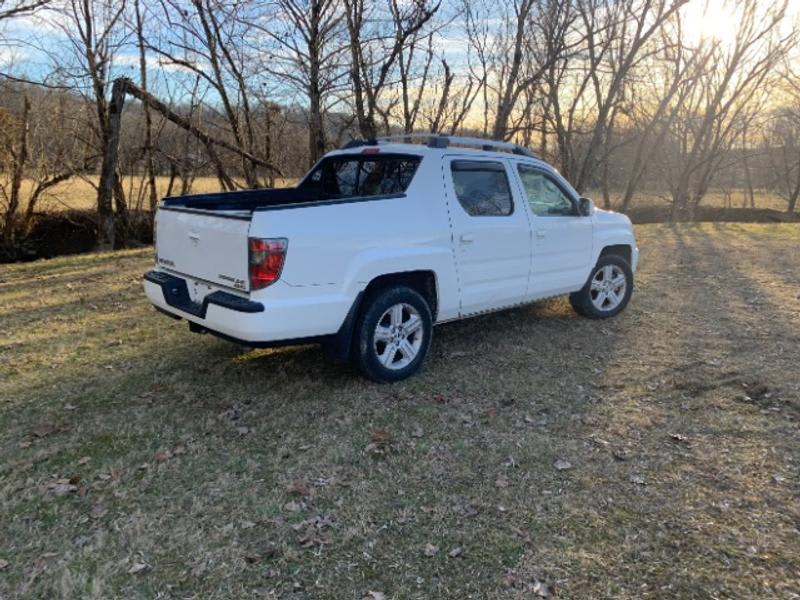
xmin=97 ymin=78 xmax=127 ymax=249
xmin=134 ymin=0 xmax=159 ymax=214
xmin=2 ymin=96 xmax=29 ymax=243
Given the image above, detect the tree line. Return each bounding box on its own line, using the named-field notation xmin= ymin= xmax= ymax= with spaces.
xmin=0 ymin=0 xmax=799 ymax=249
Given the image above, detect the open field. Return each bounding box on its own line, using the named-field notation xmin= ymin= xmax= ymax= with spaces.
xmin=5 ymin=176 xmax=297 ymax=214
xmin=1 ymin=224 xmax=799 ymax=599
xmin=3 ymin=176 xmax=795 ymax=214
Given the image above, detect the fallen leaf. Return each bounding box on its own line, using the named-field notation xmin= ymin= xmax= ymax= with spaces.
xmin=422 ymin=543 xmax=439 ymax=557
xmin=495 ymin=474 xmax=509 ymax=488
xmin=77 ymin=456 xmax=91 ymax=465
xmin=47 ymin=479 xmax=78 ymax=496
xmin=553 ymin=459 xmax=573 ymax=471
xmin=154 ymin=451 xmax=171 ymax=463
xmin=612 ymin=448 xmax=629 ymax=461
xmin=670 ymin=433 xmax=688 ymax=443
xmin=31 ymin=423 xmax=67 ymax=438
xmin=0 ymin=559 xmax=8 ymax=570
xmin=287 ymin=479 xmax=310 ymax=497
xmin=448 ymin=547 xmax=463 ymax=558
xmin=240 ymin=520 xmax=256 ymax=529
xmin=128 ymin=562 xmax=149 ymax=575
xmin=532 ymin=578 xmax=553 ymax=597
xmin=629 ymin=474 xmax=646 ymax=485
xmin=370 ymin=429 xmax=391 ymax=448
xmin=18 ymin=440 xmax=31 ymax=449
xmin=284 ymin=500 xmax=302 ymax=512
xmin=365 ymin=592 xmax=386 ymax=600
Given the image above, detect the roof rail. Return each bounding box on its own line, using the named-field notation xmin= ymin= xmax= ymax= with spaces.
xmin=340 ymin=138 xmax=378 ymax=149
xmin=375 ymin=133 xmax=539 ymax=158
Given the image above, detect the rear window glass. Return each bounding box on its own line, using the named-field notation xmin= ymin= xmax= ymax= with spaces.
xmin=450 ymin=160 xmax=513 ymax=216
xmin=301 ymin=154 xmax=420 ymax=198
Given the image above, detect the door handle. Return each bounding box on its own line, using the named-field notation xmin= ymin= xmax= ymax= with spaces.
xmin=460 ymin=233 xmax=475 ymax=244
xmin=535 ymin=230 xmax=546 ymax=239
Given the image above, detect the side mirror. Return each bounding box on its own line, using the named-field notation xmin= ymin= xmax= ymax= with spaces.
xmin=578 ymin=197 xmax=594 ymax=216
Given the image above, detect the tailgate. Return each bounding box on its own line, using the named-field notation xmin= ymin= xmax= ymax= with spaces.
xmin=155 ymin=208 xmax=251 ymax=291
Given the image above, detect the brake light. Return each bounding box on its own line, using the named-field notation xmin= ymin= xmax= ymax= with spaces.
xmin=249 ymin=237 xmax=287 ymax=290
xmin=361 ymin=147 xmax=380 ymax=154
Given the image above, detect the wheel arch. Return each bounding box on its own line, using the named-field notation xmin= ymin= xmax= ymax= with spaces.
xmin=599 ymin=243 xmax=632 ymax=264
xmin=362 ymin=270 xmax=439 ymax=320
xmin=323 ymin=269 xmax=438 ymax=364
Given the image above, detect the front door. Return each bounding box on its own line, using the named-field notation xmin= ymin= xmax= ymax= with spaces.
xmin=443 ymin=156 xmax=532 ymax=315
xmin=511 ymin=163 xmax=593 ymax=297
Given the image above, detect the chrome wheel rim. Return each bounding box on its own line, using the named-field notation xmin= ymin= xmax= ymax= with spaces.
xmin=590 ymin=265 xmax=627 ymax=311
xmin=373 ymin=302 xmax=424 ymax=370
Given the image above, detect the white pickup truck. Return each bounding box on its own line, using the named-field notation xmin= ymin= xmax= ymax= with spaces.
xmin=144 ymin=135 xmax=638 ymax=382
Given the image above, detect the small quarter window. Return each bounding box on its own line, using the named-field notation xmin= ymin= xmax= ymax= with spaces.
xmin=450 ymin=160 xmax=513 ymax=216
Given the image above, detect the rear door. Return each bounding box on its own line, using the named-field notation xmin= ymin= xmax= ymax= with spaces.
xmin=443 ymin=156 xmax=532 ymax=315
xmin=511 ymin=163 xmax=593 ymax=296
xmin=155 ymin=208 xmax=252 ymax=291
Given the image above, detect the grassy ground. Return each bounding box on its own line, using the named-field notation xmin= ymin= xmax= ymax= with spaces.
xmin=1 ymin=223 xmax=799 ymax=599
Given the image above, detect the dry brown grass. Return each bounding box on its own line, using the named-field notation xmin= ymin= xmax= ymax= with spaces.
xmin=6 ymin=176 xmax=297 ymax=213
xmin=1 ymin=223 xmax=799 ymax=599
xmin=1 ymin=175 xmax=794 ymax=215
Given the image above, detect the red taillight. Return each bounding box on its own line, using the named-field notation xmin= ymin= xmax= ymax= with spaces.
xmin=249 ymin=237 xmax=287 ymax=290
xmin=361 ymin=147 xmax=380 ymax=154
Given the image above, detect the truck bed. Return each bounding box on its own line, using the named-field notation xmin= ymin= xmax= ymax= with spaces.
xmin=162 ymin=186 xmax=332 ymax=211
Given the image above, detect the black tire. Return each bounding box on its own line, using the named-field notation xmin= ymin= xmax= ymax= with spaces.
xmin=570 ymin=254 xmax=633 ymax=319
xmin=353 ymin=285 xmax=433 ymax=383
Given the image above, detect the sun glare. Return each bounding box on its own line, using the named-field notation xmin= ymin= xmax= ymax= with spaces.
xmin=682 ymin=0 xmax=739 ymax=48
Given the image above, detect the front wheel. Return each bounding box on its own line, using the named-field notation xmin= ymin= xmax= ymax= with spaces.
xmin=570 ymin=255 xmax=633 ymax=319
xmin=353 ymin=285 xmax=433 ymax=383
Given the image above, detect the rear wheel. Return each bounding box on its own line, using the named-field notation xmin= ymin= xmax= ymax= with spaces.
xmin=353 ymin=285 xmax=432 ymax=383
xmin=570 ymin=254 xmax=633 ymax=319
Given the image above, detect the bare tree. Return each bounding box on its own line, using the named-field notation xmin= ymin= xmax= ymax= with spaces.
xmin=664 ymin=0 xmax=795 ymax=219
xmin=132 ymin=0 xmax=158 ymax=212
xmin=150 ymin=0 xmax=276 ymax=188
xmin=766 ymin=62 xmax=800 ymax=213
xmin=254 ymin=0 xmax=348 ymax=166
xmin=45 ymin=0 xmax=129 ymax=247
xmin=343 ymin=0 xmax=440 ymax=139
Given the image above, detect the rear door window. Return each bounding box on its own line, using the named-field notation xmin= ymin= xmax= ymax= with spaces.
xmin=301 ymin=154 xmax=420 ymax=198
xmin=450 ymin=160 xmax=514 ymax=216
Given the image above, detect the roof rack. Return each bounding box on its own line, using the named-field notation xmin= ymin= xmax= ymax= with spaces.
xmin=340 ymin=138 xmax=378 ymax=149
xmin=373 ymin=133 xmax=539 ymax=159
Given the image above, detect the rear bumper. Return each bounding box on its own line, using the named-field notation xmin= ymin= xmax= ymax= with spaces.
xmin=143 ymin=270 xmax=355 ymax=344
xmin=144 ymin=270 xmax=263 ymax=318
